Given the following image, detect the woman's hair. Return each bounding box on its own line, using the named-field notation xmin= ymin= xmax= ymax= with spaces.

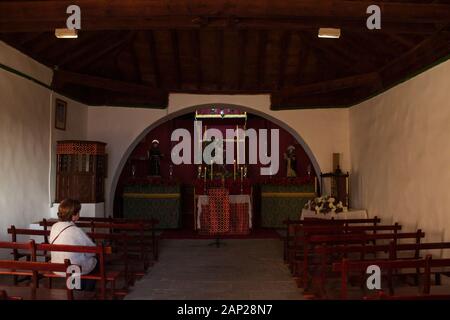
xmin=57 ymin=199 xmax=81 ymax=222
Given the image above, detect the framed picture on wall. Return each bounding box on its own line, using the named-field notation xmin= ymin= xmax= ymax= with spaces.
xmin=55 ymin=99 xmax=67 ymax=130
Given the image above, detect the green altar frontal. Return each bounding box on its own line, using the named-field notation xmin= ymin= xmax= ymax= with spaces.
xmin=260 ymin=184 xmax=316 ymax=228
xmin=123 ymin=184 xmax=181 ymax=229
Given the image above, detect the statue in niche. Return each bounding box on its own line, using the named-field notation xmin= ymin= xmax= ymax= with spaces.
xmin=148 ymin=140 xmax=163 ymax=176
xmin=284 ymin=145 xmax=297 ymax=177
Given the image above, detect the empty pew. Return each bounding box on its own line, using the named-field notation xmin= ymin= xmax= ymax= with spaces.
xmin=289 ymin=223 xmax=402 ymax=276
xmin=0 ymin=289 xmax=22 ymax=300
xmin=298 ymin=229 xmax=425 ymax=290
xmin=332 ymin=255 xmax=450 ymax=300
xmin=0 ymin=256 xmax=80 ymax=300
xmin=283 ymin=216 xmax=381 ymax=262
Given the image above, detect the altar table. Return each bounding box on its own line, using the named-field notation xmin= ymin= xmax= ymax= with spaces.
xmin=301 ymin=208 xmax=368 ymax=220
xmin=197 ymin=194 xmax=252 ymax=230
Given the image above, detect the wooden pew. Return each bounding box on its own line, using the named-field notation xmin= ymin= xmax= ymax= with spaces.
xmin=313 ymin=241 xmax=450 ymax=296
xmin=36 ymin=243 xmax=118 ymax=300
xmin=7 ymin=227 xmax=137 ymax=291
xmin=0 ymin=289 xmax=22 ymax=300
xmin=298 ymin=230 xmax=425 ymax=290
xmin=0 ymin=257 xmax=76 ymax=300
xmin=332 ymin=255 xmax=450 ymax=300
xmin=283 ymin=216 xmax=381 ymax=262
xmin=288 ymin=223 xmax=402 ymax=275
xmin=40 ymin=219 xmax=159 ymax=262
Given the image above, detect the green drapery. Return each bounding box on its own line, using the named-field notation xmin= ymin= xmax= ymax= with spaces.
xmin=122 ymin=184 xmax=181 ymax=229
xmin=260 ymin=184 xmax=316 ymax=228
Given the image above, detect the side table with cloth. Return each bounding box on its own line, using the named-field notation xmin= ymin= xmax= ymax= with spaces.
xmin=300 ymin=208 xmax=368 ymax=220
xmin=197 ymin=194 xmax=252 ymax=235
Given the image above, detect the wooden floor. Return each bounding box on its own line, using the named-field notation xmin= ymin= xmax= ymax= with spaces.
xmin=126 ymin=239 xmax=303 ymax=300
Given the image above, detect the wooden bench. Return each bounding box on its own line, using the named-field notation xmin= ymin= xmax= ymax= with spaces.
xmin=0 ymin=289 xmax=22 ymax=300
xmin=7 ymin=227 xmax=140 ymax=293
xmin=283 ymin=216 xmax=381 ymax=262
xmin=36 ymin=242 xmax=119 ymax=299
xmin=298 ymin=230 xmax=425 ymax=290
xmin=41 ymin=219 xmax=159 ymax=262
xmin=288 ymin=223 xmax=402 ymax=276
xmin=0 ymin=257 xmax=77 ymax=300
xmin=312 ymin=240 xmax=450 ymax=296
xmin=2 ymin=236 xmax=120 ymax=299
xmin=332 ymin=255 xmax=450 ymax=299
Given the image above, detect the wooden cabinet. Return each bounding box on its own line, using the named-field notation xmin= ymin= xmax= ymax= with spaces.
xmin=56 ymin=140 xmax=107 ymax=203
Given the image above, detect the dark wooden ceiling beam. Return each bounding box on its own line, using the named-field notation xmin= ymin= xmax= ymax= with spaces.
xmin=0 ymin=18 xmax=439 ymax=35
xmin=379 ymin=28 xmax=450 ymax=88
xmin=1 ymin=1 xmax=449 ymax=33
xmin=1 ymin=1 xmax=449 ymax=23
xmin=52 ymin=69 xmax=168 ymax=100
xmin=273 ymin=72 xmax=382 ymax=100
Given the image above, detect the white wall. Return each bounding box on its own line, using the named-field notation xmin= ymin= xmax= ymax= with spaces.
xmin=350 ymin=59 xmax=450 ymax=243
xmin=87 ymin=94 xmax=351 ymax=213
xmin=0 ymin=41 xmax=88 ymax=239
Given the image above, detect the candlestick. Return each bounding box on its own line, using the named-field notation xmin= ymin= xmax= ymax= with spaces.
xmin=198 ymin=165 xmax=202 ymax=179
xmin=240 ymin=166 xmax=244 ymax=181
xmin=233 ymin=160 xmax=236 ymax=180
xmin=204 ymin=167 xmax=207 ymax=183
xmin=210 ymin=160 xmax=213 ymax=180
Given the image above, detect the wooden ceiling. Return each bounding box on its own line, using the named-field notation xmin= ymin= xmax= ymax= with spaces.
xmin=0 ymin=1 xmax=449 ymax=109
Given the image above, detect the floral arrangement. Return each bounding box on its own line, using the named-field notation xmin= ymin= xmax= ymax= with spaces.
xmin=304 ymin=196 xmax=348 ymax=214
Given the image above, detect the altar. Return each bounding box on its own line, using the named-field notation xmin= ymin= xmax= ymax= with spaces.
xmin=196 ymin=194 xmax=252 ymax=231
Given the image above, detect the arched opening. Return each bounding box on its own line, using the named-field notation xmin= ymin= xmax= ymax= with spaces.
xmin=111 ymin=104 xmax=321 ymax=229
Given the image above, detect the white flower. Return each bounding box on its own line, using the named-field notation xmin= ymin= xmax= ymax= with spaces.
xmin=328 ymin=197 xmax=336 ymax=203
xmin=343 ymin=207 xmax=348 ymax=212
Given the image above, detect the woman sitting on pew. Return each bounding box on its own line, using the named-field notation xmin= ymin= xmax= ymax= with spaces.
xmin=49 ymin=199 xmax=97 ymax=291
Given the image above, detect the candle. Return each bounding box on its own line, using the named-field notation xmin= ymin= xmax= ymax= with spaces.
xmin=240 ymin=166 xmax=244 ymax=181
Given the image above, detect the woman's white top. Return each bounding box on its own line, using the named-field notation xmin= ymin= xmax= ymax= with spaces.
xmin=49 ymin=221 xmax=97 ymax=275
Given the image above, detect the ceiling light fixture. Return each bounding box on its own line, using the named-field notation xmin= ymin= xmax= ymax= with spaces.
xmin=55 ymin=28 xmax=78 ymax=39
xmin=318 ymin=28 xmax=341 ymax=39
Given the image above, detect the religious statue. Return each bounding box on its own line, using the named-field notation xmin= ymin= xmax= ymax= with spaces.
xmin=148 ymin=139 xmax=163 ymax=176
xmin=284 ymin=145 xmax=297 ymax=177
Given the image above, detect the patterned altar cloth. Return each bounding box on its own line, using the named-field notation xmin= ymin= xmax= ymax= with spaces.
xmin=197 ymin=194 xmax=252 ymax=233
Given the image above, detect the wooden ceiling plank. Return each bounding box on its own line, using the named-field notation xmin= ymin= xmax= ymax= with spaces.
xmin=256 ymin=30 xmax=268 ymax=89
xmin=132 ymin=31 xmax=156 ymax=84
xmin=277 ymin=31 xmax=291 ymax=90
xmin=237 ymin=30 xmax=248 ymax=90
xmin=71 ymin=32 xmax=133 ymax=71
xmin=148 ymin=31 xmax=161 ymax=88
xmin=191 ymin=30 xmax=203 ymax=90
xmin=171 ymin=30 xmax=182 ymax=89
xmin=215 ymin=30 xmax=224 ymax=90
